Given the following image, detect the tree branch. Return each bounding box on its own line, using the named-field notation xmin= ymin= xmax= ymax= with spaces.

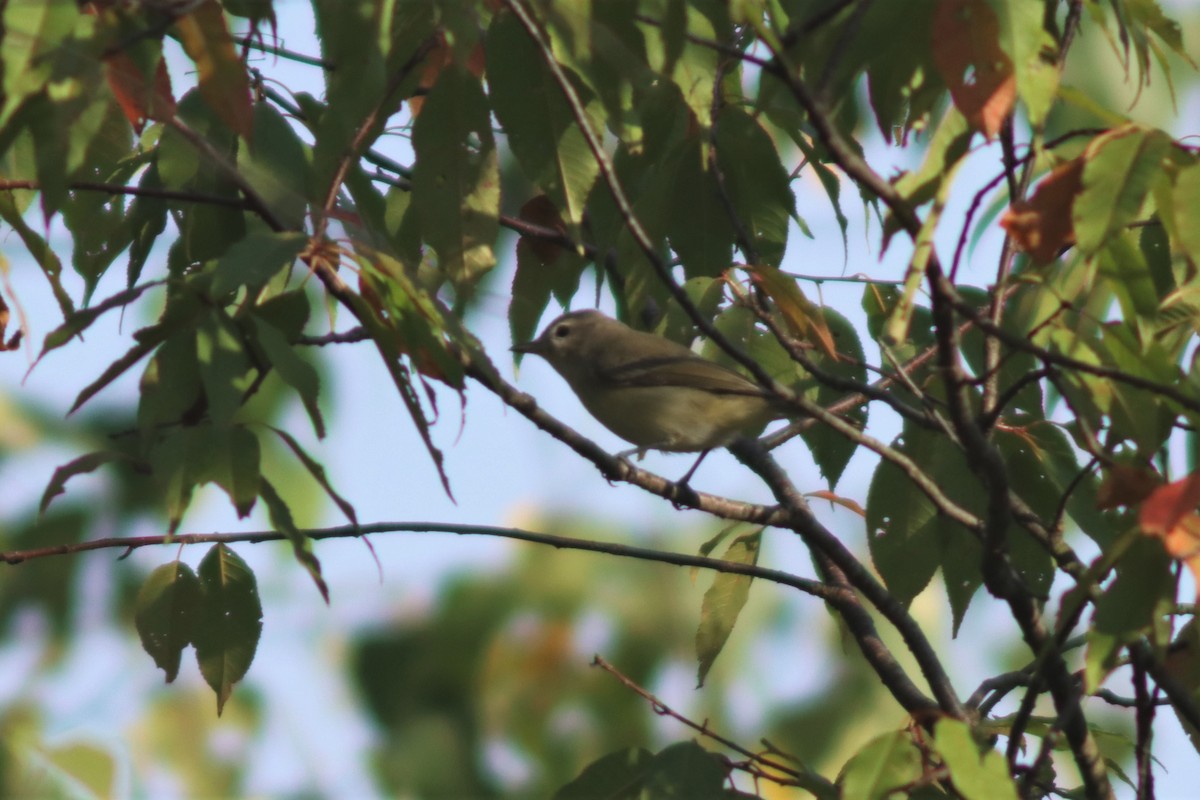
xmin=0 ymin=521 xmax=832 ymax=601
xmin=729 ymin=438 xmax=965 ymax=721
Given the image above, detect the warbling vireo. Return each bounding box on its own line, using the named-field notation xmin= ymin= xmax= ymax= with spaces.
xmin=512 ymin=310 xmax=786 ymax=458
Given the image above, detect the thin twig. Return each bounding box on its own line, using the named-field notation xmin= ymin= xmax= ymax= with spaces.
xmin=592 ymin=655 xmax=831 ymax=791
xmin=0 ymin=179 xmax=252 ymax=210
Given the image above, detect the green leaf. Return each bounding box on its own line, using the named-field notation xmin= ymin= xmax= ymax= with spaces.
xmin=195 ymin=312 xmax=253 ymax=426
xmin=193 ymin=544 xmax=263 ymax=715
xmin=510 ymin=220 xmax=586 ymax=348
xmin=39 ymin=451 xmax=138 ymax=515
xmin=70 ymin=337 xmax=158 ymax=415
xmin=137 ymin=328 xmax=202 ymax=432
xmin=1095 ymin=324 xmax=1177 ymax=453
xmin=259 ymin=478 xmax=329 ymax=603
xmin=250 ymin=317 xmax=325 ymax=437
xmin=554 ymin=742 xmax=746 ymax=800
xmin=553 ymin=746 xmax=655 ymax=800
xmin=125 ymin=164 xmax=170 ymax=287
xmin=0 ymin=0 xmax=78 ymax=125
xmin=933 ymin=720 xmax=1018 ymax=800
xmin=866 ymin=431 xmax=949 ymax=606
xmin=695 ymin=529 xmax=762 ymax=687
xmin=1084 ymin=534 xmax=1173 ymax=691
xmin=486 ymin=10 xmax=600 ymax=231
xmin=157 ymin=90 xmax=246 ymax=266
xmin=58 ymin=101 xmax=137 ymax=290
xmin=209 ymin=230 xmax=307 ymax=298
xmin=1074 ymin=125 xmax=1172 ymax=255
xmin=383 ymin=184 xmax=424 ymax=270
xmin=1098 ymin=231 xmax=1160 ymax=320
xmin=713 ymin=105 xmax=794 ymax=266
xmin=839 ymin=730 xmax=923 ymax=800
xmin=891 ymin=107 xmax=972 ymax=208
xmin=862 ymin=283 xmax=936 ymax=359
xmin=237 ymin=102 xmax=311 ymax=230
xmin=149 ymin=427 xmax=213 ymax=532
xmin=667 ymin=136 xmax=737 ymax=278
xmin=645 ymin=741 xmax=747 ymax=798
xmin=310 ymin=0 xmax=389 ymax=194
xmin=38 ymin=279 xmax=165 ymax=358
xmin=0 ymin=187 xmax=74 ymax=319
xmin=982 ymin=0 xmax=1058 ymax=125
xmin=412 ymin=64 xmax=500 ymax=290
xmin=1139 ymin=218 xmax=1174 ymax=300
xmin=655 ymin=4 xmax=719 ymax=131
xmin=864 ymin=0 xmax=942 ymax=137
xmin=867 ymin=420 xmax=995 ymax=630
xmin=218 ymin=425 xmax=261 ymax=518
xmin=799 ymin=308 xmax=868 ymax=486
xmin=252 ymin=288 xmax=311 ymax=341
xmin=134 ymin=561 xmax=201 ymax=683
xmin=1173 ymin=162 xmax=1200 ymax=267
xmin=356 ymin=251 xmax=465 ymax=389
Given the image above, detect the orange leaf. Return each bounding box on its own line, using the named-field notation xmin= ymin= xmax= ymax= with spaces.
xmin=0 ymin=291 xmax=21 ymax=352
xmin=1000 ymin=159 xmax=1084 ymax=265
xmin=104 ymin=51 xmax=176 ymax=132
xmin=1163 ymin=513 xmax=1200 ymax=562
xmin=174 ymin=0 xmax=253 ymax=140
xmin=1095 ymin=462 xmax=1161 ymax=510
xmin=408 ymin=37 xmax=450 ymax=118
xmin=746 ymin=264 xmax=838 ymax=360
xmin=1139 ymin=471 xmax=1200 ymax=539
xmin=408 ymin=36 xmax=485 ymax=118
xmin=807 ymin=490 xmax=866 ymax=518
xmin=930 ymin=0 xmax=1016 ymax=140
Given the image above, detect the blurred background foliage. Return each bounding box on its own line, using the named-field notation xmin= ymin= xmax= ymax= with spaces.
xmin=0 ymin=0 xmax=1197 ymax=797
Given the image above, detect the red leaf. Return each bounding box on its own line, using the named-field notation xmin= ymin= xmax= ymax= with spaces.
xmin=1000 ymin=158 xmax=1084 ymax=265
xmin=931 ymin=0 xmax=1016 ymax=140
xmin=104 ymin=51 xmax=176 ymax=132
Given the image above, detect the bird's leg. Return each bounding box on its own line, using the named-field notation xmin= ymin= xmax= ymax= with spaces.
xmin=677 ymin=450 xmax=710 ymax=487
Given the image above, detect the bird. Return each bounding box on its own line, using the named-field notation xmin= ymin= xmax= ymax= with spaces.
xmin=512 ymin=309 xmax=788 ymax=481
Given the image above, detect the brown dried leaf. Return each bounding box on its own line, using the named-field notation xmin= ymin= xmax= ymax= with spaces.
xmin=931 ymin=0 xmax=1016 ymax=140
xmin=1095 ymin=462 xmax=1161 ymax=509
xmin=517 ymin=195 xmax=569 ymax=264
xmin=1000 ymin=158 xmax=1084 ymax=265
xmin=747 ymin=264 xmax=838 ymax=360
xmin=175 ymin=0 xmax=253 ymax=140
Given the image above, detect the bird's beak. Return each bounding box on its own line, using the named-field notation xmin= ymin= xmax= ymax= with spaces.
xmin=511 ymin=340 xmax=544 ymax=355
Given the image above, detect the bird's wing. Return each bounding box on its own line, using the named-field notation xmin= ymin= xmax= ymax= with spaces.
xmin=600 ymin=355 xmax=769 ymax=397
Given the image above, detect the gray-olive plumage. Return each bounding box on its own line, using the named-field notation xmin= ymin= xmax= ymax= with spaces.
xmin=512 ymin=310 xmax=782 ymax=453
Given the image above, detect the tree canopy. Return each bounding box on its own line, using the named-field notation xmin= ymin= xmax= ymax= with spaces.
xmin=1 ymin=0 xmax=1199 ymax=797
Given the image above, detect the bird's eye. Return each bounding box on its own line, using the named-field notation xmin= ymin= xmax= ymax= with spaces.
xmin=554 ymin=324 xmax=570 ymax=338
